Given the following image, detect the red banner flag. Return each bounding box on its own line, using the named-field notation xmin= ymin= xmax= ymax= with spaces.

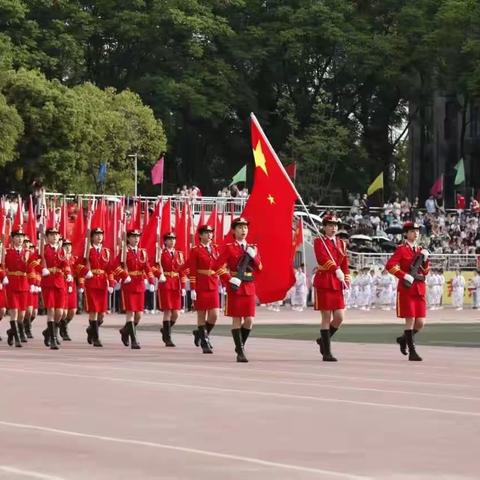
xmin=12 ymin=197 xmax=23 ymax=232
xmin=71 ymin=204 xmax=85 ymax=258
xmin=25 ymin=197 xmax=37 ymax=246
xmin=241 ymin=114 xmax=298 ymax=303
xmin=293 ymin=217 xmax=304 ymax=252
xmin=285 ymin=162 xmax=297 ymax=181
xmin=206 ymin=205 xmax=218 ymax=231
xmin=151 ymin=155 xmax=164 ymax=185
xmin=58 ymin=199 xmax=68 ymax=239
xmin=430 ymin=174 xmax=444 ymax=198
xmin=140 ymin=200 xmax=161 ymax=263
xmin=160 ymin=198 xmax=172 ymax=239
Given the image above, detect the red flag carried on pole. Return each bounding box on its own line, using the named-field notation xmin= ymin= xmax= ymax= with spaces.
xmin=285 ymin=162 xmax=297 ymax=181
xmin=25 ymin=196 xmax=37 ymax=246
xmin=160 ymin=198 xmax=172 ymax=239
xmin=292 ymin=216 xmax=304 ymax=253
xmin=241 ymin=114 xmax=298 ymax=303
xmin=430 ymin=174 xmax=444 ymax=198
xmin=151 ymin=155 xmax=165 ymax=185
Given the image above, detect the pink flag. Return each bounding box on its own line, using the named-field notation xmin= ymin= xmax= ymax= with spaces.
xmin=151 ymin=155 xmax=164 ymax=185
xmin=430 ymin=174 xmax=444 ymax=198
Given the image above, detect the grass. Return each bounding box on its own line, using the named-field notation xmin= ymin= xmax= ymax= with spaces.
xmin=135 ymin=323 xmax=480 ymax=348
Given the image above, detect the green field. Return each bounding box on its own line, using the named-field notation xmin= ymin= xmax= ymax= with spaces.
xmin=137 ymin=323 xmax=480 ymax=348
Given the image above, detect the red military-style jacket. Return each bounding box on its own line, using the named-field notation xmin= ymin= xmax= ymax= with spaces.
xmin=214 ymin=241 xmax=262 ymax=296
xmin=313 ymin=236 xmax=350 ymax=291
xmin=153 ymin=248 xmax=186 ymax=291
xmin=77 ymin=245 xmax=115 ymax=290
xmin=385 ymin=242 xmax=430 ymax=296
xmin=188 ymin=243 xmax=220 ymax=292
xmin=4 ymin=247 xmax=33 ymax=292
xmin=41 ymin=244 xmax=71 ymax=289
xmin=64 ymin=253 xmax=78 ymax=289
xmin=112 ymin=247 xmax=155 ymax=293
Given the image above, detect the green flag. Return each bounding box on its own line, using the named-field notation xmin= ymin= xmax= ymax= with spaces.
xmin=454 ymin=158 xmax=465 ymax=185
xmin=230 ymin=165 xmax=247 ymax=185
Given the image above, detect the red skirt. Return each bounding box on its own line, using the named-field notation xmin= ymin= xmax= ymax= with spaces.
xmin=0 ymin=288 xmax=6 ymax=309
xmin=27 ymin=291 xmax=39 ymax=309
xmin=314 ymin=288 xmax=345 ymax=311
xmin=194 ymin=290 xmax=219 ymax=311
xmin=396 ymin=290 xmax=426 ymax=318
xmin=6 ymin=288 xmax=28 ymax=311
xmin=158 ymin=289 xmax=181 ymax=311
xmin=42 ymin=286 xmax=66 ymax=309
xmin=85 ymin=287 xmax=108 ymax=313
xmin=65 ymin=288 xmax=77 ymax=310
xmin=225 ymin=290 xmax=255 ymax=317
xmin=122 ymin=290 xmax=144 ymax=312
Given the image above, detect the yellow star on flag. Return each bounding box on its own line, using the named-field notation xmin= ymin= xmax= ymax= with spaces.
xmin=253 ymin=141 xmax=268 ymax=175
xmin=267 ymin=194 xmax=275 ymax=205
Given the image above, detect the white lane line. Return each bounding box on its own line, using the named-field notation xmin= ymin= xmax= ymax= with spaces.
xmin=0 ymin=466 xmax=66 ymax=480
xmin=1 ymin=366 xmax=479 ymax=418
xmin=2 ymin=360 xmax=477 ymax=402
xmin=0 ymin=357 xmax=479 ymax=390
xmin=0 ymin=421 xmax=371 ymax=480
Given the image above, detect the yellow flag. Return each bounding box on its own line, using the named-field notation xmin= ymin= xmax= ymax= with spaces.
xmin=367 ymin=172 xmax=383 ymax=196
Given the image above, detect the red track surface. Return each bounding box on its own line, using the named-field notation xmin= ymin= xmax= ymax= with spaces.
xmin=0 ymin=319 xmax=479 ymax=479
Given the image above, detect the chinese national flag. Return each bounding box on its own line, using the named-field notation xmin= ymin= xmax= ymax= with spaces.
xmin=242 ymin=114 xmax=298 ymax=303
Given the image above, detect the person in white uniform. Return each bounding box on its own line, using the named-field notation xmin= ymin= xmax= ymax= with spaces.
xmin=451 ymin=269 xmax=466 ymax=310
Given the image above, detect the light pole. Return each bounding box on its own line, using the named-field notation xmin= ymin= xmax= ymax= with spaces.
xmin=127 ymin=153 xmax=144 ymax=197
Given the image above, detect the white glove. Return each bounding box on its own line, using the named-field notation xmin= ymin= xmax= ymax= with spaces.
xmin=229 ymin=277 xmax=242 ymax=287
xmin=85 ymin=270 xmax=93 ymax=279
xmin=79 ymin=288 xmax=84 ymax=294
xmin=30 ymin=285 xmax=36 ymax=293
xmin=404 ymin=274 xmax=414 ymax=285
xmin=148 ymin=284 xmax=155 ymax=293
xmin=181 ymin=289 xmax=186 ymax=296
xmin=68 ymin=286 xmax=73 ymax=294
xmin=108 ymin=286 xmax=114 ymax=294
xmin=158 ymin=273 xmax=167 ymax=283
xmin=66 ymin=274 xmax=73 ymax=283
xmin=190 ymin=290 xmax=197 ymax=301
xmin=246 ymin=246 xmax=257 ymax=258
xmin=221 ymin=287 xmax=227 ymax=295
xmin=420 ymin=249 xmax=430 ymax=259
xmin=36 ymin=286 xmax=42 ymax=293
xmin=335 ymin=268 xmax=345 ymax=282
xmin=42 ymin=268 xmax=50 ymax=277
xmin=2 ymin=276 xmax=9 ymax=285
xmin=124 ymin=275 xmax=132 ymax=284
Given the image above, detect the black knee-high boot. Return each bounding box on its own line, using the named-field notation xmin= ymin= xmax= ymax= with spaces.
xmin=162 ymin=321 xmax=175 ymax=347
xmin=17 ymin=321 xmax=27 ymax=343
xmin=320 ymin=329 xmax=337 ymax=362
xmin=240 ymin=327 xmax=251 ymax=346
xmin=405 ymin=329 xmax=422 ymax=361
xmin=7 ymin=320 xmax=22 ymax=347
xmin=24 ymin=317 xmax=33 ymax=339
xmin=91 ymin=320 xmax=102 ymax=347
xmin=48 ymin=321 xmax=59 ymax=350
xmin=397 ymin=328 xmax=418 ymax=356
xmin=231 ymin=328 xmax=248 ymax=363
xmin=127 ymin=322 xmax=140 ymax=349
xmin=119 ymin=322 xmax=129 ymax=346
xmin=198 ymin=325 xmax=212 ymax=354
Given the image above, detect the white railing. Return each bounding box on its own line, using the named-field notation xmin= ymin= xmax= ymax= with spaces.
xmin=348 ymin=251 xmax=478 ymax=271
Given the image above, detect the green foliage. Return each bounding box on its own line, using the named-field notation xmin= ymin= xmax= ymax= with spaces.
xmin=0 ymin=92 xmax=23 ymax=166
xmin=0 ymin=69 xmax=166 ymax=193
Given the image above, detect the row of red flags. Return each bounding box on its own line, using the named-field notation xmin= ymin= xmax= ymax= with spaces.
xmin=0 ymin=115 xmax=301 ymax=303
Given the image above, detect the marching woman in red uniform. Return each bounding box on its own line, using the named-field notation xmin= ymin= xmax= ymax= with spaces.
xmin=41 ymin=227 xmax=71 ymax=350
xmin=112 ymin=229 xmax=155 ymax=350
xmin=4 ymin=229 xmax=32 ymax=348
xmin=59 ymin=239 xmax=77 ymax=342
xmin=24 ymin=238 xmax=41 ymax=340
xmin=215 ymin=217 xmax=263 ymax=363
xmin=0 ymin=263 xmax=7 ymax=342
xmin=154 ymin=232 xmax=186 ymax=347
xmin=77 ymin=227 xmax=115 ymax=347
xmin=189 ymin=225 xmax=220 ymax=354
xmin=385 ymin=222 xmax=430 ymax=361
xmin=313 ymin=215 xmax=350 ymax=362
